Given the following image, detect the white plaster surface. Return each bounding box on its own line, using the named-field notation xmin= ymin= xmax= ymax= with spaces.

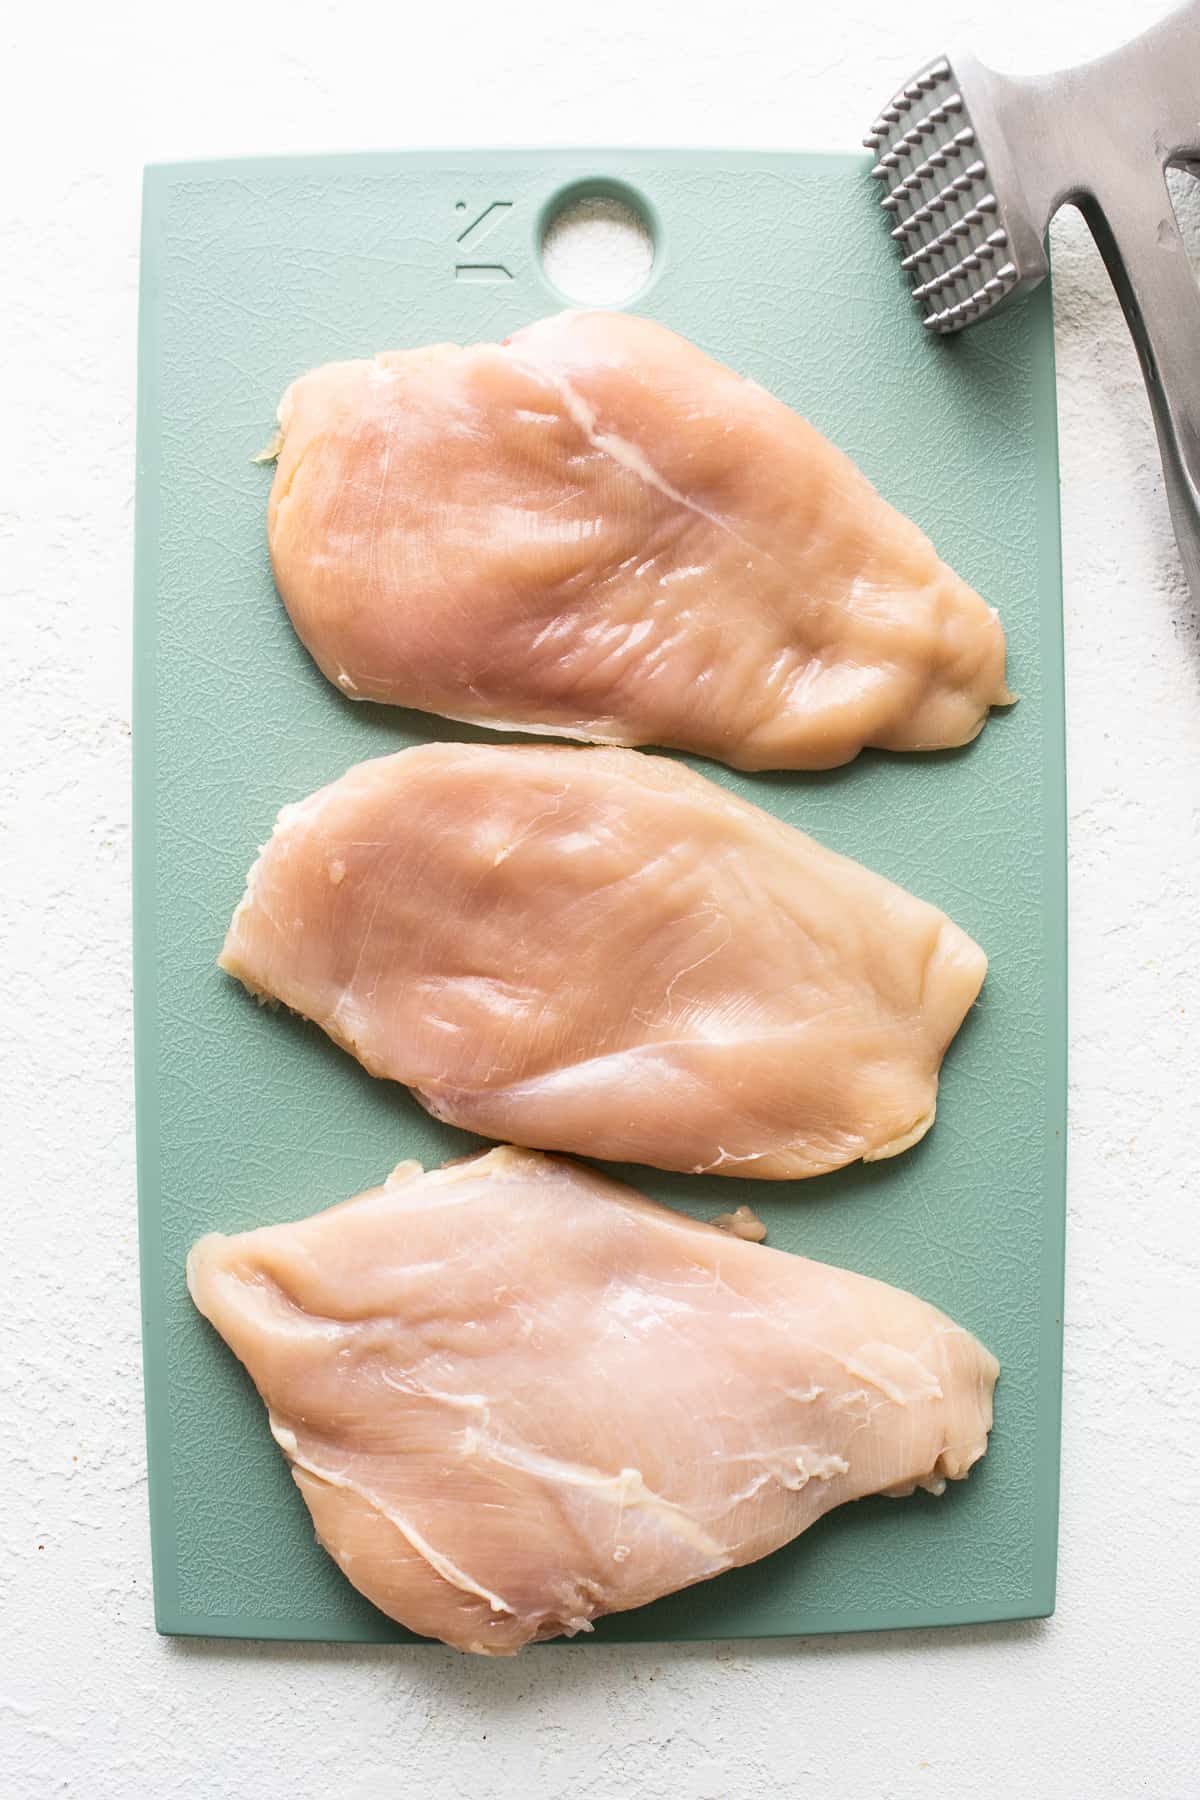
xmin=3 ymin=1 xmax=1199 ymax=1793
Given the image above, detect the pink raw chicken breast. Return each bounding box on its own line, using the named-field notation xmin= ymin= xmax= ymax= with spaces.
xmin=266 ymin=310 xmax=1011 ymax=772
xmin=187 ymin=1146 xmax=999 ymax=1654
xmin=219 ymin=743 xmax=987 ymax=1179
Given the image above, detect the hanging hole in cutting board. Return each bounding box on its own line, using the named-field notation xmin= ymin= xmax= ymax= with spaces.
xmin=540 ymin=184 xmax=656 ymax=306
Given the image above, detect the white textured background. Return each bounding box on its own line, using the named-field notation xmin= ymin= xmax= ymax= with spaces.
xmin=4 ymin=1 xmax=1199 ymax=1793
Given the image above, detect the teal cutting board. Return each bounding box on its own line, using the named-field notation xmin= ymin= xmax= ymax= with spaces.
xmin=134 ymin=149 xmax=1065 ymax=1645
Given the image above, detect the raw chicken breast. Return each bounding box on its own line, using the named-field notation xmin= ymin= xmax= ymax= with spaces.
xmin=266 ymin=310 xmax=1010 ymax=772
xmin=187 ymin=1146 xmax=998 ymax=1654
xmin=219 ymin=744 xmax=986 ymax=1179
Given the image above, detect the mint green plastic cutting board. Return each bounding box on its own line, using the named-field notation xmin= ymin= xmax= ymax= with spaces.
xmin=134 ymin=149 xmax=1065 ymax=1645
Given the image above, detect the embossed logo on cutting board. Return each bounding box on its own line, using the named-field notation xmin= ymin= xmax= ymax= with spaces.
xmin=455 ymin=201 xmax=513 ymax=282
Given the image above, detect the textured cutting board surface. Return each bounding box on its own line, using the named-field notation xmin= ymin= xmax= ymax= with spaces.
xmin=134 ymin=149 xmax=1065 ymax=1645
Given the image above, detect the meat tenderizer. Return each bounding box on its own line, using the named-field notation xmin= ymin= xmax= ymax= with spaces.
xmin=865 ymin=3 xmax=1200 ymax=595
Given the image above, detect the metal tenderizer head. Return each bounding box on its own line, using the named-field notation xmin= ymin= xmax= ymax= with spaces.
xmin=863 ymin=55 xmax=1038 ymax=335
